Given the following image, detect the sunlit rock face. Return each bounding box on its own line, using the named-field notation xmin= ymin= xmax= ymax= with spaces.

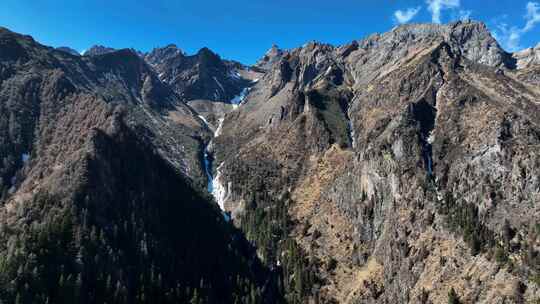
xmin=212 ymin=21 xmax=540 ymax=303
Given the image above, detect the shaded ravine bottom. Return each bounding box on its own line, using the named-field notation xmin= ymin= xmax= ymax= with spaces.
xmin=203 ymin=143 xmax=214 ymax=193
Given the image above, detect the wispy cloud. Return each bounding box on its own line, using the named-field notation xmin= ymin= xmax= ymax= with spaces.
xmin=394 ymin=7 xmax=421 ymax=24
xmin=524 ymin=1 xmax=540 ymax=31
xmin=494 ymin=1 xmax=540 ymax=51
xmin=493 ymin=23 xmax=522 ymax=51
xmin=426 ymin=0 xmax=461 ymax=23
xmin=458 ymin=10 xmax=472 ymax=21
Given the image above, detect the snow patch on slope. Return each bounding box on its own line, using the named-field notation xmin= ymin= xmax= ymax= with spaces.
xmin=213 ymin=76 xmax=225 ymax=93
xmin=427 ymin=131 xmax=435 ymax=144
xmin=212 ymin=163 xmax=231 ymax=211
xmin=229 ymin=70 xmax=241 ymax=80
xmin=21 ymin=153 xmax=29 ymax=163
xmin=348 ymin=120 xmax=356 ymax=149
xmin=198 ymin=115 xmax=210 ymax=126
xmin=214 ymin=118 xmax=225 ymax=137
xmin=199 ymin=115 xmax=230 ymax=219
xmin=230 ymin=87 xmax=250 ymax=106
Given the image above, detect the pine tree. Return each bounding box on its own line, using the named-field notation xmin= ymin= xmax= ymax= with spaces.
xmin=190 ymin=289 xmax=200 ymax=304
xmin=448 ymin=287 xmax=460 ymax=304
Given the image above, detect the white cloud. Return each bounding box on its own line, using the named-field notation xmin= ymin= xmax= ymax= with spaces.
xmin=494 ymin=2 xmax=540 ymax=51
xmin=494 ymin=23 xmax=522 ymax=51
xmin=426 ymin=0 xmax=460 ymax=23
xmin=524 ymin=1 xmax=540 ymax=31
xmin=394 ymin=7 xmax=421 ymax=24
xmin=458 ymin=10 xmax=472 ymax=21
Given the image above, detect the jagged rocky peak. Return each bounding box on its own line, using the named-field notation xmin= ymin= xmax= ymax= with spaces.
xmin=83 ymin=44 xmax=116 ymax=56
xmin=254 ymin=20 xmax=511 ymax=94
xmin=145 ymin=43 xmax=185 ymax=65
xmin=255 ymin=43 xmax=284 ymax=70
xmin=513 ymin=42 xmax=540 ymax=69
xmin=196 ymin=46 xmax=223 ymax=65
xmin=90 ymin=47 xmax=143 ymax=65
xmin=336 ymin=40 xmax=359 ymax=57
xmin=298 ymin=41 xmax=336 ymax=57
xmin=266 ymin=44 xmax=282 ymax=57
xmin=254 ymin=41 xmax=338 ymax=91
xmin=357 ymin=20 xmax=509 ymax=67
xmin=144 ymin=44 xmax=258 ymax=102
xmin=404 ymin=21 xmax=509 ymax=66
xmin=447 ymin=20 xmax=512 ymax=67
xmin=56 ymin=46 xmax=80 ymax=56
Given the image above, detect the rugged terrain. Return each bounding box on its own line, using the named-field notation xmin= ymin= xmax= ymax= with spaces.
xmin=213 ymin=21 xmax=540 ymax=303
xmin=145 ymin=44 xmax=261 ymax=103
xmin=0 ymin=20 xmax=539 ymax=304
xmin=0 ymin=26 xmax=277 ymax=304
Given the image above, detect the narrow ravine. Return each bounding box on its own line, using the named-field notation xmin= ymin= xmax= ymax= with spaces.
xmin=230 ymin=87 xmax=250 ymax=107
xmin=422 ymin=135 xmax=433 ymax=175
xmin=346 ymin=103 xmax=356 ymax=149
xmin=200 ymin=81 xmax=254 ymax=220
xmin=203 ymin=144 xmax=214 ymax=192
xmin=411 ymin=99 xmax=436 ymax=177
xmin=201 ymin=118 xmax=231 ymax=221
xmin=198 ymin=115 xmax=216 ymax=193
xmin=211 ymin=162 xmax=229 ymax=211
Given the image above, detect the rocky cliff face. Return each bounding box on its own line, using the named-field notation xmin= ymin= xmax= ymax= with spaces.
xmin=513 ymin=43 xmax=540 ymax=69
xmin=214 ymin=20 xmax=540 ymax=303
xmin=254 ymin=44 xmax=284 ymax=71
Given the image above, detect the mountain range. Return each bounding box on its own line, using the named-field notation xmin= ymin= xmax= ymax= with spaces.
xmin=0 ymin=20 xmax=539 ymax=303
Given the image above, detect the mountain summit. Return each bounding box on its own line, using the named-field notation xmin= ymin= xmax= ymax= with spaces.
xmin=145 ymin=45 xmax=259 ymax=103
xmin=83 ymin=44 xmax=116 ymax=56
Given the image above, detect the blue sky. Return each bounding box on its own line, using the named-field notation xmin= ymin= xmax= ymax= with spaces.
xmin=1 ymin=0 xmax=539 ymax=64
